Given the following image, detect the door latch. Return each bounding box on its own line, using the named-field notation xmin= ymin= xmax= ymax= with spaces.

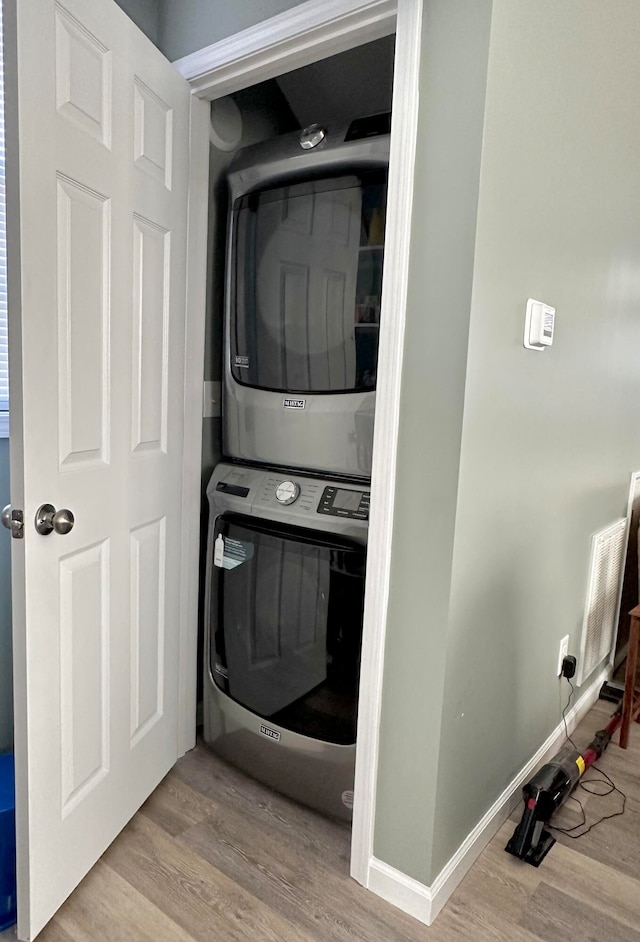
xmin=1 ymin=504 xmax=24 ymax=540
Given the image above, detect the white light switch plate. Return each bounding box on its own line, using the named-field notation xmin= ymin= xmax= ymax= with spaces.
xmin=524 ymin=298 xmax=555 ymax=351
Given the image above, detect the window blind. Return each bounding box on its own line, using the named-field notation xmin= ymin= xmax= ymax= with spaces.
xmin=0 ymin=4 xmax=7 ymax=421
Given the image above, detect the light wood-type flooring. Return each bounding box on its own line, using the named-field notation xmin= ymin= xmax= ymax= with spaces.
xmin=2 ymin=696 xmax=639 ymax=941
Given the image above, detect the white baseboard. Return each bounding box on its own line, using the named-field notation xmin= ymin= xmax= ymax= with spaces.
xmin=365 ymin=664 xmax=611 ymax=926
xmin=367 ymin=857 xmax=433 ymax=924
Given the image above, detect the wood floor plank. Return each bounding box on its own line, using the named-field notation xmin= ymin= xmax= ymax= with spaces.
xmin=49 ymin=859 xmax=194 ymax=942
xmin=173 ymin=807 xmax=426 ymax=942
xmin=173 ymin=746 xmax=351 ymax=868
xmin=140 ymin=773 xmax=213 ymax=838
xmin=29 ymin=922 xmax=75 ymax=942
xmin=0 ymin=922 xmax=72 ymax=941
xmin=103 ymin=810 xmax=316 ymax=942
xmin=537 ymin=840 xmax=640 ymax=935
xmin=467 ymin=817 xmax=640 ymax=936
xmin=435 ymin=890 xmax=545 ymax=942
xmin=522 ymin=882 xmax=640 ymax=942
xmin=451 ymin=822 xmax=544 ymax=925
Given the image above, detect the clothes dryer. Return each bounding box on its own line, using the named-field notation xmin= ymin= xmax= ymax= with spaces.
xmin=222 ymin=114 xmax=389 ymax=479
xmin=203 ymin=462 xmax=369 ymax=820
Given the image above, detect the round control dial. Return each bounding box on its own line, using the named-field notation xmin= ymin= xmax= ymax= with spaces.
xmin=275 ymin=481 xmax=300 ymax=505
xmin=299 ymin=124 xmax=326 ymax=149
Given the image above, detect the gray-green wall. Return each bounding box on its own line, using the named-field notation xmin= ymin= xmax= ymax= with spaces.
xmin=431 ymin=0 xmax=640 ymax=876
xmin=0 ymin=438 xmax=12 ymax=752
xmin=375 ymin=0 xmax=640 ymax=886
xmin=112 ymin=0 xmax=160 ymax=47
xmin=373 ymin=0 xmax=493 ymax=885
xmin=159 ymin=0 xmax=310 ymax=61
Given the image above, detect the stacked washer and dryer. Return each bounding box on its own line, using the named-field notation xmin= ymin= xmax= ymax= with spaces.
xmin=203 ymin=114 xmax=389 ymax=820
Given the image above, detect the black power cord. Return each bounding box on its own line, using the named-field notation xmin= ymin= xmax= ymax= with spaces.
xmin=561 ymin=676 xmax=578 ymax=749
xmin=549 ymin=766 xmax=626 ymax=840
xmin=550 ymin=674 xmax=627 ymax=840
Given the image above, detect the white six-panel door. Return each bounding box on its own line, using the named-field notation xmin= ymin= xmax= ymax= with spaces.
xmin=4 ymin=0 xmax=192 ymax=935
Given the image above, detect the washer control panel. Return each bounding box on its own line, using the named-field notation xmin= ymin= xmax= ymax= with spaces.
xmin=317 ymin=486 xmax=370 ymax=521
xmin=208 ymin=465 xmax=369 ymax=532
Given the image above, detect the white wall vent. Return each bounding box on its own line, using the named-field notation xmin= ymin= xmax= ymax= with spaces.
xmin=577 ymin=518 xmax=627 ymax=685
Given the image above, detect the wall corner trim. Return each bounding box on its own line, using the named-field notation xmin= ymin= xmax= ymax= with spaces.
xmin=177 ymin=95 xmax=211 ymax=758
xmin=172 ymin=0 xmax=397 ymax=100
xmin=349 ymin=0 xmax=422 ymax=887
xmin=368 ymin=856 xmax=434 ymax=923
xmin=364 ymin=663 xmax=611 ymax=926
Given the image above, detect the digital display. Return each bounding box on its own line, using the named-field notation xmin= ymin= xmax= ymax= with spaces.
xmin=333 ymin=490 xmax=361 ymax=512
xmin=317 ymin=485 xmax=369 ymax=519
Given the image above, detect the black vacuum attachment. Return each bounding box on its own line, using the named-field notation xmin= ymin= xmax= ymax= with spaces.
xmin=505 ymin=743 xmax=582 ymax=866
xmin=506 ymin=709 xmax=619 ymax=866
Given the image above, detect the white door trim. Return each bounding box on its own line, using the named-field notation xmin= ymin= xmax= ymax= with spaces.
xmin=173 ymin=0 xmax=397 ymax=100
xmin=350 ymin=0 xmax=422 ymax=888
xmin=176 ymin=0 xmax=422 ymax=899
xmin=178 ymin=94 xmax=211 ymax=757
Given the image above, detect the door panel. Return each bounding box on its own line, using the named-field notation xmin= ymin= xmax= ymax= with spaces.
xmin=131 ymin=215 xmax=170 ymax=454
xmin=129 ymin=517 xmax=166 ymax=745
xmin=56 ymin=174 xmax=111 ymax=468
xmin=59 ymin=540 xmax=110 ymax=813
xmin=133 ymin=78 xmax=173 ymax=188
xmin=4 ymin=0 xmax=191 ymax=935
xmin=54 ymin=4 xmax=112 ymax=147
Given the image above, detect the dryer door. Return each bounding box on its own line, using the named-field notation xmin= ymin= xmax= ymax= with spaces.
xmin=209 ymin=513 xmax=365 ymax=744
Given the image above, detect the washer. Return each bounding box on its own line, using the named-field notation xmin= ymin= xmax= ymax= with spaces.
xmin=203 ymin=462 xmax=369 ymax=821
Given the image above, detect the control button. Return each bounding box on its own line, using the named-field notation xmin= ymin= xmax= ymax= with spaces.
xmin=275 ymin=481 xmax=300 ymax=505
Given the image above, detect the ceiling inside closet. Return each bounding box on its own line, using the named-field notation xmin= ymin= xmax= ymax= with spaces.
xmin=273 ymin=34 xmax=395 ymax=127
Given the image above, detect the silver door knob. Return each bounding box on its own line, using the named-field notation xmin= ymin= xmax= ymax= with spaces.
xmin=2 ymin=504 xmax=24 ymax=540
xmin=35 ymin=503 xmax=75 ymax=536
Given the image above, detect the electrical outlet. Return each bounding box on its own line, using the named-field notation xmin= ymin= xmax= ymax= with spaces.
xmin=557 ymin=635 xmax=570 ymax=676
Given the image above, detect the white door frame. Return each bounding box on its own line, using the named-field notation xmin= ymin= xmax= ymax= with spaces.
xmin=178 ymin=94 xmax=211 ymax=758
xmin=177 ymin=0 xmax=423 ymax=889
